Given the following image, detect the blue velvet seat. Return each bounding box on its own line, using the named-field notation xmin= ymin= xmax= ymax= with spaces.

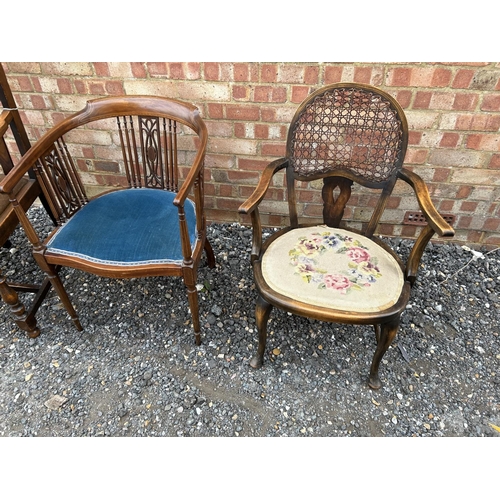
xmin=47 ymin=189 xmax=197 ymax=266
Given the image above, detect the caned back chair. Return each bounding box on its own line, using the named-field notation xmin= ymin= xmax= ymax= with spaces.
xmin=239 ymin=83 xmax=455 ymax=389
xmin=0 ymin=95 xmax=215 ymax=345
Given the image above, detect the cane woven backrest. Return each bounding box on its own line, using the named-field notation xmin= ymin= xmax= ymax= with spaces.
xmin=287 ymin=84 xmax=408 ymax=185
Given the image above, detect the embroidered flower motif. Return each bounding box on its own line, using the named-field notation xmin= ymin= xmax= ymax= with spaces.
xmin=346 ymin=247 xmax=371 ymax=263
xmin=290 ymin=254 xmax=326 ymax=283
xmin=296 ymin=236 xmax=325 ymax=255
xmin=289 ymin=231 xmax=382 ymax=294
xmin=323 ymin=234 xmax=341 ymax=249
xmin=322 ymin=274 xmax=352 ymax=293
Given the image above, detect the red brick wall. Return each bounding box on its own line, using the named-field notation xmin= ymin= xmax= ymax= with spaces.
xmin=3 ymin=62 xmax=500 ymax=247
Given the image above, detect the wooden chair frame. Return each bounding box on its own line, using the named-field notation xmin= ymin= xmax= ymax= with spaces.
xmin=239 ymin=83 xmax=455 ymax=389
xmin=0 ymin=65 xmax=55 ymax=338
xmin=0 ymin=95 xmax=215 ymax=344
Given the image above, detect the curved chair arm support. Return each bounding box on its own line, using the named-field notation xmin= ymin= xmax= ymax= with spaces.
xmin=238 ymin=158 xmax=288 ymax=215
xmin=398 ymin=167 xmax=455 ymax=285
xmin=238 ymin=158 xmax=288 ymax=263
xmin=174 ymin=120 xmax=208 ymax=207
xmin=173 ymin=121 xmax=208 ymax=262
xmin=247 ymin=207 xmax=263 ymax=263
xmin=175 ymin=169 xmax=206 ymax=264
xmin=398 ymin=168 xmax=454 ymax=237
xmin=405 ymin=225 xmax=435 ymax=285
xmin=177 ymin=204 xmax=193 ymax=264
xmin=173 ymin=154 xmax=204 ymax=206
xmin=9 ymin=194 xmax=45 ymax=253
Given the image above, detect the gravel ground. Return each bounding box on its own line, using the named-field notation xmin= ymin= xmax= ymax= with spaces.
xmin=1 ymin=206 xmax=499 ymax=439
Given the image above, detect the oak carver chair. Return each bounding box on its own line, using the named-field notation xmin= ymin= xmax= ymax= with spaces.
xmin=0 ymin=64 xmax=56 ymax=338
xmin=0 ymin=95 xmax=215 ymax=345
xmin=239 ymin=83 xmax=455 ymax=389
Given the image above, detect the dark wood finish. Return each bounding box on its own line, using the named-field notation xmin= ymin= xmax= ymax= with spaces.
xmin=239 ymin=83 xmax=455 ymax=389
xmin=0 ymin=65 xmax=55 ymax=221
xmin=0 ymin=64 xmax=55 ymax=338
xmin=0 ymin=275 xmax=40 ymax=337
xmin=321 ymin=176 xmax=353 ymax=228
xmin=0 ymin=95 xmax=215 ymax=343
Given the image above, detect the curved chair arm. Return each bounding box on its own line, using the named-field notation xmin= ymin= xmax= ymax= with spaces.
xmin=173 ymin=144 xmax=206 ymax=265
xmin=0 ymin=146 xmax=47 ymax=253
xmin=239 ymin=158 xmax=289 ymax=215
xmin=173 ymin=153 xmax=204 ymax=207
xmin=398 ymin=168 xmax=454 ymax=237
xmin=0 ymin=152 xmax=33 ymax=196
xmin=398 ymin=167 xmax=455 ymax=285
xmin=173 ymin=116 xmax=208 ymax=208
xmin=238 ymin=158 xmax=288 ymax=263
xmin=172 ymin=118 xmax=208 ymax=265
xmin=1 ymin=95 xmax=207 ymax=198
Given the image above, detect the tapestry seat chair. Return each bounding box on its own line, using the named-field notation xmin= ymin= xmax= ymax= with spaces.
xmin=0 ymin=95 xmax=215 ymax=345
xmin=239 ymin=83 xmax=455 ymax=389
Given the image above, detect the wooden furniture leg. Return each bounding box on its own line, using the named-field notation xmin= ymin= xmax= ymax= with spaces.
xmin=369 ymin=318 xmax=400 ymax=390
xmin=0 ymin=270 xmax=40 ymax=337
xmin=250 ymin=294 xmax=273 ymax=369
xmin=1 ymin=64 xmax=57 ymax=336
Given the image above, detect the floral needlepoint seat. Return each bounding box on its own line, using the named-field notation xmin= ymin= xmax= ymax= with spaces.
xmin=262 ymin=226 xmax=404 ymax=313
xmin=239 ymin=83 xmax=455 ymax=389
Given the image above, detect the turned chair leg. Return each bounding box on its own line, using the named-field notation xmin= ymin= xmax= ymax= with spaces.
xmin=182 ymin=265 xmax=202 ymax=345
xmin=46 ymin=267 xmax=83 ymax=331
xmin=0 ymin=273 xmax=40 ymax=338
xmin=186 ymin=284 xmax=201 ymax=345
xmin=369 ymin=318 xmax=400 ymax=390
xmin=249 ymin=294 xmax=273 ymax=369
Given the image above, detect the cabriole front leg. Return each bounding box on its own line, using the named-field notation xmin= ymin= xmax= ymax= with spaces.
xmin=249 ymin=294 xmax=272 ymax=369
xmin=368 ymin=318 xmax=400 ymax=390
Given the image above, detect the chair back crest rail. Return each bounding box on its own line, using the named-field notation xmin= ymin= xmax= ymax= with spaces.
xmin=0 ymin=96 xmax=206 ymax=194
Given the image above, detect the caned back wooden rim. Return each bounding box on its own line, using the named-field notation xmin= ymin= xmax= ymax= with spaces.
xmin=286 ymin=83 xmax=409 ymax=186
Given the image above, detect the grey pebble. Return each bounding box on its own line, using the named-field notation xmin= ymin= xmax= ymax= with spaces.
xmin=0 ymin=206 xmax=499 ymax=439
